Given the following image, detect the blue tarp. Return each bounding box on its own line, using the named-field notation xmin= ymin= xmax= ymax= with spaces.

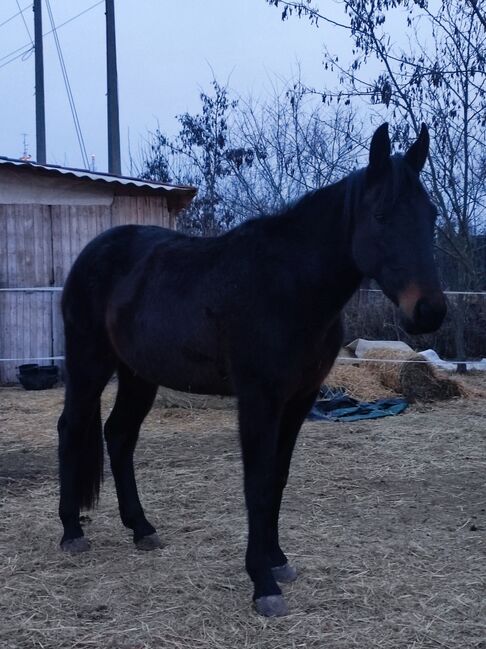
xmin=307 ymin=394 xmax=408 ymax=422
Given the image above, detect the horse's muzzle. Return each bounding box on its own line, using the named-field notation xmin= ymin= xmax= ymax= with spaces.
xmin=399 ymin=293 xmax=447 ymax=335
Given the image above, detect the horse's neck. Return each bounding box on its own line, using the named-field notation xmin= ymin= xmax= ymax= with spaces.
xmin=282 ymin=180 xmax=363 ymax=308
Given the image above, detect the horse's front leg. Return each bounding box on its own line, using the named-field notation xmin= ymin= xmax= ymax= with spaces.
xmin=267 ymin=389 xmax=319 ymax=583
xmin=237 ymin=388 xmax=287 ymax=617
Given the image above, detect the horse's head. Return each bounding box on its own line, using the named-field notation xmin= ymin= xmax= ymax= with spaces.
xmin=351 ymin=123 xmax=446 ymax=335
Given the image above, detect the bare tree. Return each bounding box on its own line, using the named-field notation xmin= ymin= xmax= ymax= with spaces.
xmin=139 ymin=80 xmax=240 ymax=236
xmin=138 ymin=78 xmax=363 ymax=230
xmin=224 ymin=82 xmax=365 ymax=220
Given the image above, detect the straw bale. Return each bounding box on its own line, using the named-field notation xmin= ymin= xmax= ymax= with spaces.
xmin=362 ymin=348 xmax=466 ymax=402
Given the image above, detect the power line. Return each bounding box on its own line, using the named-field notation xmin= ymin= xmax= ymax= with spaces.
xmin=0 ymin=41 xmax=33 ymax=65
xmin=44 ymin=0 xmax=104 ymax=35
xmin=0 ymin=0 xmax=103 ymax=68
xmin=45 ymin=0 xmax=90 ymax=169
xmin=0 ymin=45 xmax=33 ymax=70
xmin=15 ymin=0 xmax=33 ymax=45
xmin=0 ymin=2 xmax=32 ymax=30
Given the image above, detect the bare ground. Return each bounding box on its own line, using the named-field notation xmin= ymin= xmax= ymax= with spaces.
xmin=0 ymin=381 xmax=485 ymax=649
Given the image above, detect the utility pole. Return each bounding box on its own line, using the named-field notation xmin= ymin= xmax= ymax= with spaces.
xmin=33 ymin=0 xmax=46 ymax=164
xmin=106 ymin=0 xmax=121 ymax=175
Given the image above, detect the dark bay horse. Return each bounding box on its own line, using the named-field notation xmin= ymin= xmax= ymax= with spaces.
xmin=58 ymin=123 xmax=446 ymax=616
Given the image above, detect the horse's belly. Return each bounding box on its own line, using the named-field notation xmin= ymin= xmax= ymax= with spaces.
xmin=109 ymin=308 xmax=233 ymax=395
xmin=148 ymin=343 xmax=234 ymax=396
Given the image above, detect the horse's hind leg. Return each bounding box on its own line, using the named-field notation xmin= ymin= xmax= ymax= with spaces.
xmin=58 ymin=342 xmax=115 ymax=553
xmin=104 ymin=363 xmax=159 ymax=550
xmin=267 ymin=389 xmax=318 ymax=583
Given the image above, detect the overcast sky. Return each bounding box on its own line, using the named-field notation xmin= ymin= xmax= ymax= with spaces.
xmin=0 ymin=0 xmax=362 ymax=174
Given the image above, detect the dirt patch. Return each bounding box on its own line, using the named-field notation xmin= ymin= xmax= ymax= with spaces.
xmin=0 ymin=383 xmax=485 ymax=648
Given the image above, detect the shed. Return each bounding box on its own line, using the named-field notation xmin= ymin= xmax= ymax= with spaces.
xmin=0 ymin=157 xmax=196 ymax=383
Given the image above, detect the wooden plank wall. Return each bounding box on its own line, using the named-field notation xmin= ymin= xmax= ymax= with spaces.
xmin=0 ymin=194 xmax=172 ymax=383
xmin=0 ymin=292 xmax=55 ymax=383
xmin=0 ymin=204 xmax=53 ymax=383
xmin=51 ymin=204 xmax=112 ymax=285
xmin=112 ymin=195 xmax=173 ymax=228
xmin=2 ymin=204 xmax=52 ymax=286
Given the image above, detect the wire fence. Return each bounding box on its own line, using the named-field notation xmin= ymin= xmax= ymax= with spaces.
xmin=1 ymin=287 xmax=485 ymax=366
xmin=2 ymin=287 xmax=486 ymax=295
xmin=0 ymin=287 xmax=63 ymax=292
xmin=1 ymin=355 xmax=479 ymax=366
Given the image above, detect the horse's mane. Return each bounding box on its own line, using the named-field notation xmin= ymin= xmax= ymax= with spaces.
xmin=343 ymin=154 xmax=418 ymax=224
xmin=256 ymin=153 xmax=416 ymax=228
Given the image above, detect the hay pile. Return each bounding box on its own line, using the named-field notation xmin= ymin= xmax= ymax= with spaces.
xmin=326 ymin=361 xmax=397 ymax=401
xmin=360 ymin=349 xmax=466 ymax=402
xmin=157 ymin=386 xmax=236 ymax=409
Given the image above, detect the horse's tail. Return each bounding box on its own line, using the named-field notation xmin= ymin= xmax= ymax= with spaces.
xmin=58 ymin=400 xmax=104 ymax=511
xmin=79 ymin=406 xmax=104 ymax=510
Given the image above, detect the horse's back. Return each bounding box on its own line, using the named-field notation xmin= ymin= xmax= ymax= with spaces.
xmin=61 ymin=224 xmax=234 ymax=392
xmin=66 ymin=224 xmax=180 ymax=280
xmin=61 ymin=225 xmax=183 ymax=329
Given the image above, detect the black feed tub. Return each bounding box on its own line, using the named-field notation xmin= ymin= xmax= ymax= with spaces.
xmin=18 ymin=364 xmax=59 ymax=390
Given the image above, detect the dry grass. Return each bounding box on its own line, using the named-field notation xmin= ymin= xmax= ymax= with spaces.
xmin=1 ymin=383 xmax=485 ymax=648
xmin=157 ymin=386 xmax=236 ymax=410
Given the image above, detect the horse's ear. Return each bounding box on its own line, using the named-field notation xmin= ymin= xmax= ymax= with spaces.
xmin=404 ymin=123 xmax=429 ymax=173
xmin=367 ymin=123 xmax=391 ymax=183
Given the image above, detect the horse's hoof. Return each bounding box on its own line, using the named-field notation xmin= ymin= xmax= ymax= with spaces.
xmin=135 ymin=532 xmax=163 ymax=551
xmin=271 ymin=562 xmax=298 ymax=583
xmin=61 ymin=537 xmax=91 ymax=554
xmin=254 ymin=594 xmax=289 ymax=617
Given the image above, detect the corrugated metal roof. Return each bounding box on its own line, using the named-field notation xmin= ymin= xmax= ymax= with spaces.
xmin=0 ymin=156 xmax=196 ymax=197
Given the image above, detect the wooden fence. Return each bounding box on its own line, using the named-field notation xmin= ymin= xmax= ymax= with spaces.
xmin=0 ymin=196 xmax=174 ymax=383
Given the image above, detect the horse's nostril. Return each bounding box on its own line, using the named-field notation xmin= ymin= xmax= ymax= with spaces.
xmin=414 ymin=297 xmax=446 ymax=333
xmin=416 ymin=299 xmax=432 ymax=320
